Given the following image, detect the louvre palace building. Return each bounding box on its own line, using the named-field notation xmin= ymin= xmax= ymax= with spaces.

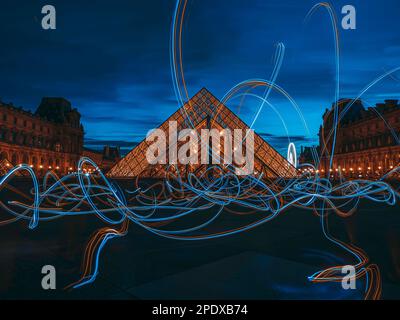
xmin=303 ymin=98 xmax=400 ymax=179
xmin=0 ymin=97 xmax=119 ymax=176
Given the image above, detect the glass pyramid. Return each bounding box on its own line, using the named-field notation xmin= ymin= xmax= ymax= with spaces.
xmin=107 ymin=88 xmax=297 ymax=179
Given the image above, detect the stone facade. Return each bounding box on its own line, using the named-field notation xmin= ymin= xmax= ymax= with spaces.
xmin=317 ymin=99 xmax=400 ymax=179
xmin=0 ymin=97 xmax=119 ymax=176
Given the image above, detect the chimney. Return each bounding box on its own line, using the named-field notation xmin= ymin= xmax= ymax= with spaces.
xmin=384 ymin=99 xmax=398 ymax=108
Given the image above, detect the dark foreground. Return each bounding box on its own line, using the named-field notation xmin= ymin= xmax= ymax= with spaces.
xmin=0 ymin=178 xmax=399 ymax=300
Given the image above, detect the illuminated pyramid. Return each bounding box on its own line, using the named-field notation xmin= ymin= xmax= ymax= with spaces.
xmin=107 ymin=88 xmax=297 ymax=179
xmin=0 ymin=158 xmax=22 ymax=176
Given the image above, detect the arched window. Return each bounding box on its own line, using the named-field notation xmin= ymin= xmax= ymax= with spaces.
xmin=11 ymin=153 xmax=18 ymax=165
xmin=0 ymin=151 xmax=9 ymax=161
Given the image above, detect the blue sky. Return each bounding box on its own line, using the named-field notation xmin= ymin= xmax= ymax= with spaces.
xmin=1 ymin=0 xmax=400 ymax=155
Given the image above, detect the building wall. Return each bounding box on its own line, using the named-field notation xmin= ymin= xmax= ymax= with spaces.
xmin=0 ymin=98 xmax=118 ymax=176
xmin=318 ymin=99 xmax=400 ymax=179
xmin=83 ymin=148 xmax=120 ymax=174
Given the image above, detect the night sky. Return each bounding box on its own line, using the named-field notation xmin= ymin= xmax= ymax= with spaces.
xmin=0 ymin=0 xmax=399 ymax=155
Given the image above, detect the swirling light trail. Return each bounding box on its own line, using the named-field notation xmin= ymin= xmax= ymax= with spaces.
xmin=0 ymin=1 xmax=398 ymax=300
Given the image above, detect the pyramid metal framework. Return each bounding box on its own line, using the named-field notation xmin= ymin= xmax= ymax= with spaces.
xmin=0 ymin=158 xmax=21 ymax=176
xmin=107 ymin=88 xmax=297 ymax=179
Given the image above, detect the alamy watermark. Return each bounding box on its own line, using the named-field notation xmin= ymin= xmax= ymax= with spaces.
xmin=145 ymin=121 xmax=255 ymax=176
xmin=39 ymin=4 xmax=355 ymax=31
xmin=341 ymin=265 xmax=356 ymax=290
xmin=41 ymin=265 xmax=56 ymax=290
xmin=41 ymin=5 xmax=56 ymax=30
xmin=341 ymin=5 xmax=356 ymax=30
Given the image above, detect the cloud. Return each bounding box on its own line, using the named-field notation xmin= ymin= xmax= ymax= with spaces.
xmin=1 ymin=0 xmax=399 ymax=149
